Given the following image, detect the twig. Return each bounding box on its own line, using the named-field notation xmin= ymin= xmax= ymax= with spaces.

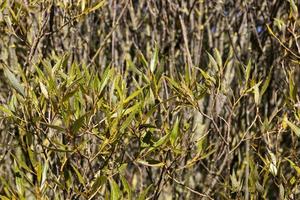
xmin=88 ymin=0 xmax=129 ymax=67
xmin=25 ymin=10 xmax=50 ymax=66
xmin=205 ymin=152 xmax=229 ymax=196
xmin=179 ymin=15 xmax=193 ymax=75
xmin=167 ymin=173 xmax=213 ymax=199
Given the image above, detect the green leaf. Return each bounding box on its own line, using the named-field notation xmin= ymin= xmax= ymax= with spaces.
xmin=71 ymin=164 xmax=85 ymax=185
xmin=207 ymin=51 xmax=219 ymax=71
xmin=0 ymin=196 xmax=11 ymax=200
xmin=4 ymin=67 xmax=25 ymax=96
xmin=284 ymin=118 xmax=300 ymax=137
xmin=11 ymin=154 xmax=34 ymax=174
xmin=153 ymin=131 xmax=171 ymax=148
xmin=119 ymin=103 xmax=141 ymax=133
xmin=286 ymin=158 xmax=300 ymax=175
xmin=36 ymin=162 xmax=43 ymax=186
xmin=137 ymin=184 xmax=152 ymax=200
xmin=230 ymin=171 xmax=241 ymax=192
xmin=34 ymin=64 xmax=45 ymax=79
xmin=197 ymin=68 xmax=216 ymax=85
xmin=88 ymin=0 xmax=106 ymax=13
xmin=138 ymin=51 xmax=149 ymax=68
xmin=109 ymin=178 xmax=121 ymax=200
xmin=289 ymin=0 xmax=298 ymax=19
xmin=213 ymin=48 xmax=222 ymax=68
xmin=170 ymin=117 xmax=180 ymax=147
xmin=41 ymin=122 xmax=65 ymax=132
xmin=62 ymin=86 xmax=80 ymax=103
xmin=90 ymin=175 xmax=107 ymax=198
xmin=165 ymin=76 xmax=181 ymax=91
xmin=124 ymin=87 xmax=144 ymax=104
xmin=120 ymin=175 xmax=132 ymax=200
xmin=0 ymin=105 xmax=14 ymax=116
xmin=99 ymin=67 xmax=112 ymax=94
xmin=260 ymin=68 xmax=272 ymax=96
xmin=70 ymin=112 xmax=89 ymax=135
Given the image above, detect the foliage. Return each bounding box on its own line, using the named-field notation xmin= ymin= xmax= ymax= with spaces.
xmin=0 ymin=0 xmax=300 ymax=199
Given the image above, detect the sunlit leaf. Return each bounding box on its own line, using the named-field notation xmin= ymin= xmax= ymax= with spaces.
xmin=89 ymin=0 xmax=106 ymax=13
xmin=286 ymin=158 xmax=300 ymax=175
xmin=0 ymin=105 xmax=14 ymax=116
xmin=109 ymin=178 xmax=121 ymax=200
xmin=136 ymin=159 xmax=165 ymax=167
xmin=39 ymin=82 xmax=49 ymax=99
xmin=150 ymin=45 xmax=159 ymax=73
xmin=120 ymin=175 xmax=132 ymax=200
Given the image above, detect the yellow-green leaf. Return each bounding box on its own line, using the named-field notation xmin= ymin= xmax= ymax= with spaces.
xmin=89 ymin=0 xmax=106 ymax=13
xmin=39 ymin=82 xmax=49 ymax=99
xmin=286 ymin=158 xmax=300 ymax=175
xmin=213 ymin=48 xmax=222 ymax=68
xmin=120 ymin=175 xmax=132 ymax=199
xmin=4 ymin=67 xmax=25 ymax=96
xmin=207 ymin=51 xmax=219 ymax=71
xmin=109 ymin=178 xmax=121 ymax=200
xmin=137 ymin=184 xmax=152 ymax=200
xmin=284 ymin=118 xmax=300 ymax=137
xmin=0 ymin=105 xmax=14 ymax=116
xmin=170 ymin=117 xmax=180 ymax=147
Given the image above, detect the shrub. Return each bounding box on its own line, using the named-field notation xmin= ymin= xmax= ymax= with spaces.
xmin=0 ymin=0 xmax=299 ymax=199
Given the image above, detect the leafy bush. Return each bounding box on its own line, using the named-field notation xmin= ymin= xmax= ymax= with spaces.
xmin=0 ymin=0 xmax=299 ymax=199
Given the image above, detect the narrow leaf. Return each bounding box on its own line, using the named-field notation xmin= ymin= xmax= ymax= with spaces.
xmin=213 ymin=48 xmax=222 ymax=68
xmin=124 ymin=87 xmax=144 ymax=104
xmin=170 ymin=117 xmax=180 ymax=147
xmin=99 ymin=67 xmax=112 ymax=94
xmin=286 ymin=158 xmax=300 ymax=175
xmin=207 ymin=51 xmax=219 ymax=71
xmin=109 ymin=178 xmax=121 ymax=200
xmin=245 ymin=59 xmax=251 ymax=84
xmin=136 ymin=159 xmax=165 ymax=167
xmin=150 ymin=45 xmax=159 ymax=73
xmin=284 ymin=118 xmax=300 ymax=137
xmin=0 ymin=105 xmax=14 ymax=116
xmin=71 ymin=164 xmax=85 ymax=185
xmin=39 ymin=82 xmax=49 ymax=99
xmin=70 ymin=112 xmax=89 ymax=135
xmin=120 ymin=175 xmax=132 ymax=200
xmin=89 ymin=0 xmax=106 ymax=12
xmin=4 ymin=68 xmax=25 ymax=96
xmin=137 ymin=184 xmax=152 ymax=200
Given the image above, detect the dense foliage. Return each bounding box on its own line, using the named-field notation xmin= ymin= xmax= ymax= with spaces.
xmin=0 ymin=0 xmax=299 ymax=199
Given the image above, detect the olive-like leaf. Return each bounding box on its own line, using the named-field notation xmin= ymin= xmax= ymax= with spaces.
xmin=109 ymin=178 xmax=121 ymax=200
xmin=4 ymin=67 xmax=25 ymax=96
xmin=170 ymin=117 xmax=180 ymax=147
